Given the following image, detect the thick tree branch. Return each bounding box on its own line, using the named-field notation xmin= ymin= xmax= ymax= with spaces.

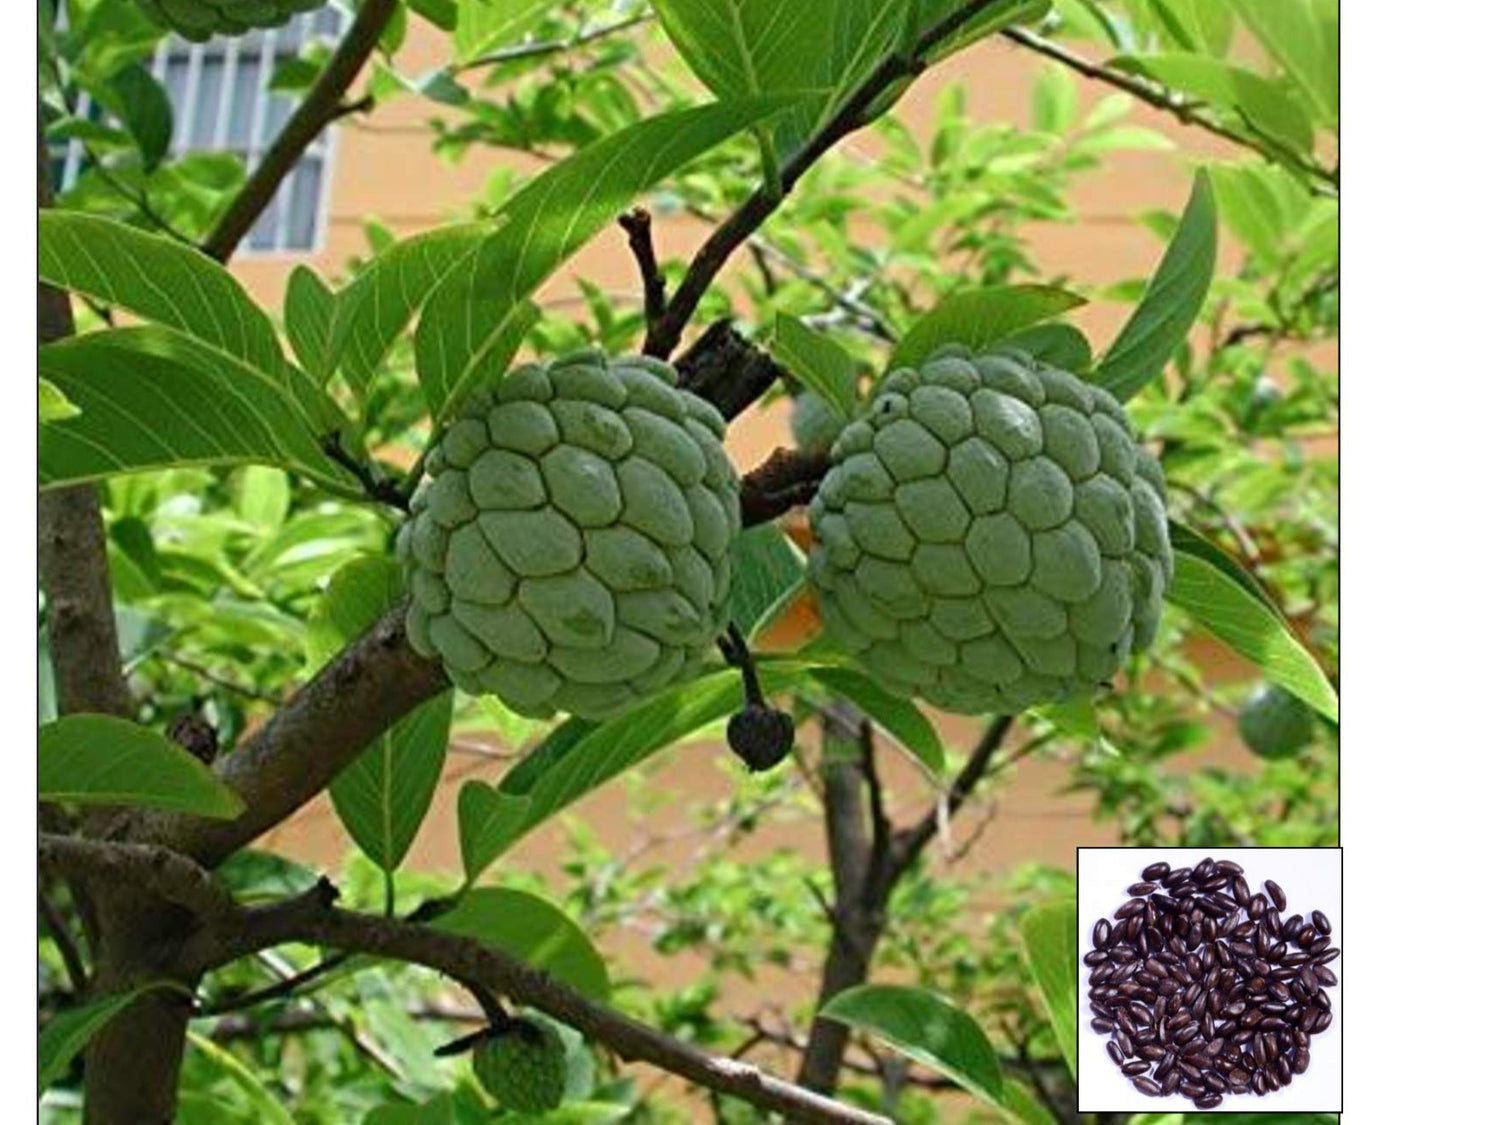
xmin=645 ymin=0 xmax=1012 ymax=358
xmin=176 ymin=895 xmax=891 ymax=1125
xmin=132 ymin=606 xmax=447 ymax=866
xmin=677 ymin=318 xmax=792 ymax=421
xmin=741 ymin=446 xmax=830 ymax=528
xmin=39 ymin=834 xmax=233 ymax=919
xmin=999 ymin=27 xmax=1338 ymax=194
xmin=201 ymin=0 xmax=399 ymax=262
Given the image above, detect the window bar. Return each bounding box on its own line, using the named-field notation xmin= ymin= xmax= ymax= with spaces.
xmin=212 ymin=34 xmax=241 ymax=151
xmin=176 ymin=40 xmax=205 ymax=158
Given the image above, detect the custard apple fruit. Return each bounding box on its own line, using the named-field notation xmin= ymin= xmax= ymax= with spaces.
xmin=398 ymin=348 xmax=740 ymax=721
xmin=133 ymin=0 xmax=325 ymax=41
xmin=1237 ymin=683 xmax=1315 ymax=759
xmin=472 ymin=1019 xmax=567 ymax=1114
xmin=790 ymin=390 xmax=843 ymax=453
xmin=807 ymin=342 xmax=1172 ymax=715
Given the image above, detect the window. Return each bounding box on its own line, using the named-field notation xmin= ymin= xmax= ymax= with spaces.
xmin=55 ymin=7 xmax=347 ymax=253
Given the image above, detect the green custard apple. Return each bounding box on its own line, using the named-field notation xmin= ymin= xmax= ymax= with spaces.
xmin=790 ymin=389 xmax=844 ymax=454
xmin=397 ymin=348 xmax=741 ymax=721
xmin=472 ymin=1019 xmax=567 ymax=1114
xmin=807 ymin=342 xmax=1172 ymax=715
xmin=1237 ymin=682 xmax=1315 ymax=759
xmin=133 ymin=0 xmax=326 ymax=41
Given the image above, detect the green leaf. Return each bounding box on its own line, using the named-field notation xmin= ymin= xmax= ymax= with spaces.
xmin=1229 ymin=0 xmax=1338 ymax=128
xmin=414 ymin=97 xmax=801 ymax=423
xmin=284 ymin=265 xmax=338 ymax=381
xmin=1168 ymin=553 xmax=1338 ymax=722
xmin=434 ymin=887 xmax=610 ymax=1000
xmin=410 ymin=0 xmax=459 ymax=32
xmin=820 ymin=984 xmax=1005 ymax=1109
xmin=38 ymin=213 xmax=287 ymax=380
xmin=327 ymin=222 xmax=492 ymax=403
xmin=39 ymin=987 xmax=165 ymax=1096
xmin=890 ymin=285 xmax=1085 ymax=370
xmin=1118 ymin=53 xmax=1314 ymax=156
xmin=38 ymin=713 xmax=244 ymax=817
xmin=233 ymin=466 xmax=291 ymax=532
xmin=1017 ymin=900 xmax=1077 ymax=1079
xmin=304 ymin=555 xmax=407 ymax=669
xmin=1031 ymin=62 xmax=1076 ymax=134
xmin=1169 ymin=520 xmax=1286 ymax=624
xmin=331 ymin=691 xmax=454 ymax=873
xmin=771 ymin=313 xmax=860 ymax=421
xmin=99 ymin=63 xmax=173 ymax=171
xmin=1093 ymin=170 xmax=1217 ymax=403
xmin=39 ymin=327 xmax=351 ymax=492
xmin=727 ymin=523 xmax=807 ymax=641
xmin=994 ymin=323 xmax=1093 ymax=371
xmin=186 ymin=1032 xmax=295 ymax=1125
xmin=453 ymin=0 xmax=553 ymax=64
xmin=39 ymin=377 xmax=81 ymax=421
xmin=457 ymin=781 xmax=532 ymax=884
xmin=365 ymin=1094 xmax=458 ymax=1125
xmin=806 ymin=666 xmax=945 ymax=776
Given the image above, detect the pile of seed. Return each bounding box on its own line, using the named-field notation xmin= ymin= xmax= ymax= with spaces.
xmin=1083 ymin=857 xmax=1338 ymax=1108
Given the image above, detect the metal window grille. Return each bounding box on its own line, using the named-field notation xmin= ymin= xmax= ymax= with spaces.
xmin=56 ymin=6 xmax=346 ymax=254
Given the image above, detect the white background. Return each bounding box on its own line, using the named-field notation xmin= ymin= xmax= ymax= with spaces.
xmin=1076 ymin=848 xmax=1341 ymax=1113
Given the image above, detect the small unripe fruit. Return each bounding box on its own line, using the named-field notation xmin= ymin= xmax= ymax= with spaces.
xmin=1237 ymin=683 xmax=1315 ymax=759
xmin=728 ymin=704 xmax=795 ymax=771
xmin=472 ymin=1019 xmax=567 ymax=1114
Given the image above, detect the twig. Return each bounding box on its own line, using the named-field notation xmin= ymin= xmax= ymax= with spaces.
xmin=999 ymin=26 xmax=1338 ymax=194
xmin=645 ymin=0 xmax=1015 ymax=358
xmin=619 ymin=208 xmax=667 ymax=327
xmin=202 ymin=0 xmax=399 ymax=262
xmin=455 ymin=14 xmax=653 ymax=73
xmin=176 ymin=894 xmax=893 ymax=1125
xmin=38 ymin=891 xmax=89 ymax=993
xmin=319 ymin=432 xmax=410 ymax=512
xmin=155 ymin=653 xmax=283 ymax=705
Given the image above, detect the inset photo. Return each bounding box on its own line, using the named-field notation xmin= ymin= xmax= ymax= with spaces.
xmin=1076 ymin=848 xmax=1341 ymax=1113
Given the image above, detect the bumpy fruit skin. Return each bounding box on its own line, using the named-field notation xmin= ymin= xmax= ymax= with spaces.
xmin=133 ymin=0 xmax=325 ymax=42
xmin=790 ymin=391 xmax=843 ymax=454
xmin=807 ymin=342 xmax=1172 ymax=715
xmin=472 ymin=1020 xmax=567 ymax=1114
xmin=1237 ymin=683 xmax=1315 ymax=759
xmin=398 ymin=348 xmax=740 ymax=721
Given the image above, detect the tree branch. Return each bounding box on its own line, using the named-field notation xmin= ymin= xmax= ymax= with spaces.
xmin=644 ymin=0 xmax=1014 ymax=358
xmin=201 ymin=0 xmax=399 ymax=262
xmin=38 ymin=891 xmax=89 ymax=993
xmin=454 ymin=13 xmax=653 ymax=74
xmin=740 ymin=446 xmax=830 ymax=528
xmin=676 ymin=318 xmax=792 ymax=421
xmin=130 ymin=605 xmax=447 ymax=867
xmin=39 ymin=834 xmax=234 ymax=919
xmin=178 ymin=896 xmax=893 ymax=1125
xmin=999 ymin=26 xmax=1338 ymax=194
xmin=619 ymin=207 xmax=667 ymax=327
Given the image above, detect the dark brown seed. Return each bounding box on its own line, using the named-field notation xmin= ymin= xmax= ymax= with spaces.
xmin=1140 ymin=1044 xmax=1166 ymax=1060
xmin=1277 ymin=1055 xmax=1293 ymax=1083
xmin=1116 ymin=898 xmax=1147 ymax=919
xmin=1116 ymin=1029 xmax=1135 ymax=1057
xmin=1248 ymin=894 xmax=1267 ymax=919
xmin=1315 ymin=965 xmax=1338 ymax=986
xmin=1215 ymin=859 xmax=1244 ymax=875
xmin=1132 ymin=1077 xmax=1162 ymax=1096
xmin=1142 ymin=861 xmax=1171 ymax=881
xmin=1293 ymin=1048 xmax=1311 ymax=1073
xmin=1311 ymin=908 xmax=1331 ymax=934
xmin=1204 ymin=1070 xmax=1228 ymax=1091
xmin=1253 ymin=1070 xmax=1268 ymax=1095
xmin=1181 ymin=1081 xmax=1207 ymax=1098
xmin=1091 ymin=1018 xmax=1114 ymax=1034
xmin=1310 ymin=935 xmax=1331 ymax=954
xmin=1107 ymin=1040 xmax=1124 ymax=1065
xmin=1084 ymin=949 xmax=1110 ymax=967
xmin=1122 ymin=1059 xmax=1150 ymax=1076
xmin=1128 ymin=881 xmax=1159 ymax=896
xmin=1264 ymin=879 xmax=1287 ymax=911
xmin=1315 ymin=947 xmax=1340 ymax=964
xmin=1092 ymin=918 xmax=1113 ymax=949
xmin=1280 ymin=913 xmax=1304 ymax=940
xmin=1297 ymin=923 xmax=1318 ymax=948
xmin=1195 ymin=1094 xmax=1223 ymax=1109
xmin=1193 ymin=857 xmax=1217 ymax=882
xmin=1163 ymin=866 xmax=1192 ymax=886
xmin=1162 ymin=1070 xmax=1182 ymax=1095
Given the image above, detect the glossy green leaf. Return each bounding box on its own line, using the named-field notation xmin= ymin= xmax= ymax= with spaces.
xmin=1094 ymin=170 xmax=1217 ymax=403
xmin=327 ymin=222 xmax=491 ymax=402
xmin=771 ymin=313 xmax=859 ymax=421
xmin=726 ymin=523 xmax=807 ymax=640
xmin=234 ymin=466 xmax=291 ymax=532
xmin=1119 ymin=53 xmax=1314 ymax=156
xmin=99 ymin=64 xmax=173 ymax=171
xmin=1168 ymin=553 xmax=1338 ymax=723
xmin=1031 ymin=62 xmax=1076 ymax=134
xmin=1017 ymin=900 xmax=1077 ymax=1079
xmin=38 ymin=213 xmax=286 ymax=379
xmin=435 ymin=887 xmax=610 ymax=1000
xmin=39 ymin=987 xmax=163 ymax=1096
xmin=38 ymin=713 xmax=244 ymax=817
xmin=39 ymin=377 xmax=80 ymax=421
xmin=820 ymin=984 xmax=1005 ymax=1108
xmin=457 ymin=781 xmax=532 ymax=884
xmin=453 ymin=0 xmax=554 ymax=64
xmin=304 ymin=554 xmax=407 ymax=670
xmin=806 ymin=666 xmax=945 ymax=776
xmin=1169 ymin=520 xmax=1287 ymax=624
xmin=39 ymin=327 xmax=351 ymax=492
xmin=284 ymin=265 xmax=338 ymax=381
xmin=186 ymin=1032 xmax=295 ymax=1125
xmin=331 ymin=691 xmax=454 ymax=873
xmin=414 ymin=97 xmax=800 ymax=423
xmin=1229 ymin=0 xmax=1338 ymax=128
xmin=995 ymin=323 xmax=1093 ymax=371
xmin=889 ymin=285 xmax=1085 ymax=370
